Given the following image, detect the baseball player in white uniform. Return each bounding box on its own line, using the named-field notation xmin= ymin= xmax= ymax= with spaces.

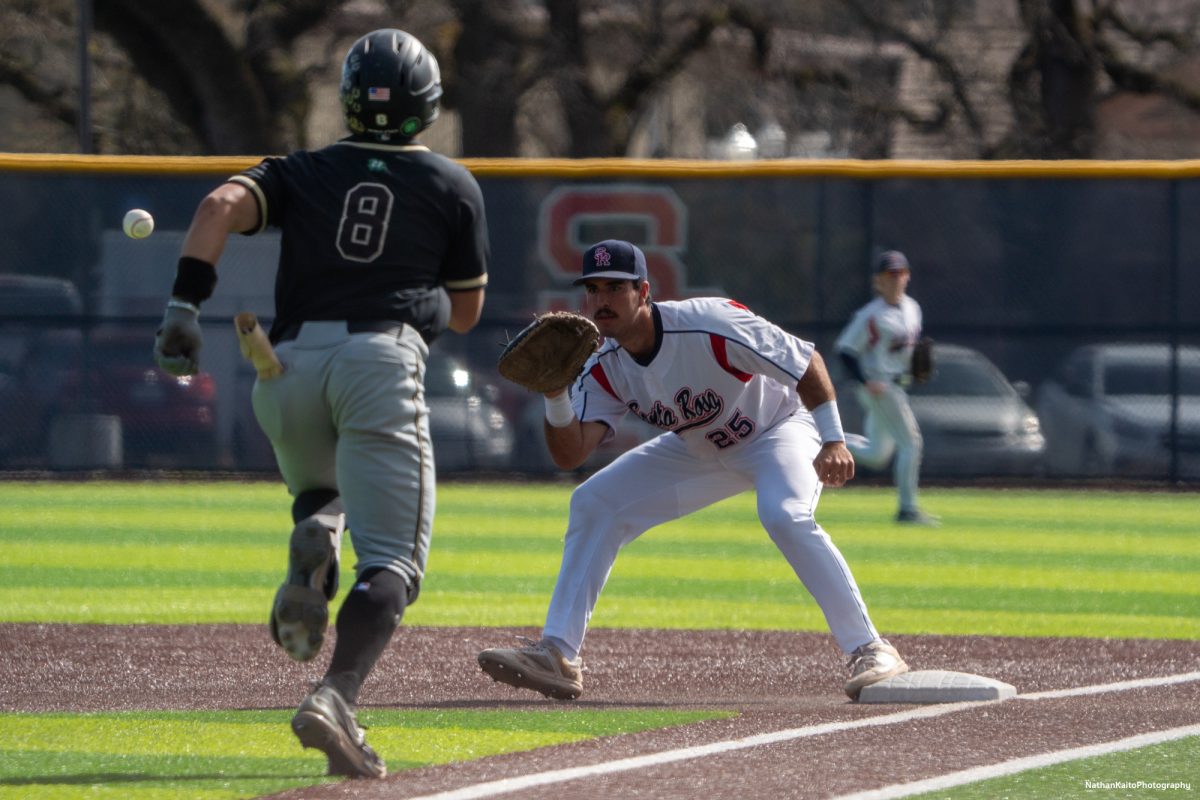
xmin=479 ymin=239 xmax=908 ymax=701
xmin=835 ymin=250 xmax=936 ymax=525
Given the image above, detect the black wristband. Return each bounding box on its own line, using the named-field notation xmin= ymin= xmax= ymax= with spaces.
xmin=171 ymin=256 xmax=218 ymax=305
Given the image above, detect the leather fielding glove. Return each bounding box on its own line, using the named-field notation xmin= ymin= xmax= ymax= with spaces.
xmin=154 ymin=302 xmax=203 ymax=376
xmin=497 ymin=312 xmax=601 ymax=394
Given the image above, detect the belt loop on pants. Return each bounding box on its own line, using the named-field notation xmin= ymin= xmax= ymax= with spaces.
xmin=275 ymin=320 xmax=406 ymax=343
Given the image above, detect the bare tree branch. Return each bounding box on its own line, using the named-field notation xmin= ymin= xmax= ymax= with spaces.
xmin=836 ymin=0 xmax=986 ymax=149
xmin=93 ymin=0 xmax=276 ymax=153
xmin=1096 ymin=38 xmax=1200 ymax=112
xmin=1093 ymin=1 xmax=1194 ymax=52
xmin=0 ymin=54 xmax=78 ymax=129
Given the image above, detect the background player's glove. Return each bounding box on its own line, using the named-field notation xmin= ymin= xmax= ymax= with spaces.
xmin=154 ymin=301 xmax=203 ymax=376
xmin=910 ymin=336 xmax=935 ymax=384
xmin=498 ymin=311 xmax=600 ymax=393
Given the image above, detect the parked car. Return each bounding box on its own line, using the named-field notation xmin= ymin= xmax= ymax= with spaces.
xmin=1037 ymin=343 xmax=1200 ymax=479
xmin=232 ymin=347 xmax=513 ymax=473
xmin=424 ymin=351 xmax=515 ymax=472
xmin=839 ymin=343 xmax=1045 ymax=477
xmin=35 ymin=329 xmax=219 ymax=467
xmin=1 ymin=276 xmax=83 ymax=466
xmin=1 ymin=327 xmax=219 ymax=469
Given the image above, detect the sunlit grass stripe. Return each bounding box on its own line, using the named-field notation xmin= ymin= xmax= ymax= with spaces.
xmin=6 ymin=552 xmax=1196 ymax=600
xmin=7 ymin=541 xmax=1198 ymax=592
xmin=435 ymin=544 xmax=1200 ymax=577
xmin=0 ymin=707 xmax=733 ymax=799
xmin=906 ymin=735 xmax=1200 ymax=800
xmin=7 ymin=526 xmax=1196 ymax=572
xmin=4 ymin=589 xmax=1193 ymax=638
xmin=4 ymin=566 xmax=1195 ymax=616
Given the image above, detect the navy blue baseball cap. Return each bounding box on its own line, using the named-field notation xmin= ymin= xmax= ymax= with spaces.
xmin=574 ymin=240 xmax=649 ymax=285
xmin=874 ymin=250 xmax=911 ymax=273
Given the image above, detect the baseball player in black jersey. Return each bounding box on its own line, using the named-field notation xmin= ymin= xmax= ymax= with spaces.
xmin=153 ymin=29 xmax=489 ymax=778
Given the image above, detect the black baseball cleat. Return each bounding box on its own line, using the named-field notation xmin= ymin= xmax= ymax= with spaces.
xmin=291 ymin=683 xmax=386 ymax=779
xmin=270 ymin=517 xmax=342 ymax=661
xmin=896 ymin=509 xmax=941 ymax=527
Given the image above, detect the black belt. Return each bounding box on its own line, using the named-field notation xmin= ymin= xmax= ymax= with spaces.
xmin=275 ymin=320 xmax=406 ymax=343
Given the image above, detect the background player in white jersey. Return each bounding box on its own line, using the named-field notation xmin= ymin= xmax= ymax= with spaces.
xmin=835 ymin=250 xmax=936 ymax=526
xmin=478 ymin=240 xmax=907 ymax=701
xmin=153 ymin=29 xmax=489 ymax=777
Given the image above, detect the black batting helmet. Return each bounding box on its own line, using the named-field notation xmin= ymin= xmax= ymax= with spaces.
xmin=339 ymin=29 xmax=442 ymax=141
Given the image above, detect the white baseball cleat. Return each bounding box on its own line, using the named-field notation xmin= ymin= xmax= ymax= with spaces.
xmin=478 ymin=638 xmax=584 ymax=700
xmin=845 ymin=639 xmax=909 ymax=700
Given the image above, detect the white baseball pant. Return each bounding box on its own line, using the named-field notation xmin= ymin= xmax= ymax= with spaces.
xmin=541 ymin=414 xmax=881 ymax=658
xmin=848 ymin=382 xmax=923 ymax=513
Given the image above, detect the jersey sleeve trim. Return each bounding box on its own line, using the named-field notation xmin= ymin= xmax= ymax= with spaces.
xmin=588 ymin=362 xmax=620 ymax=401
xmin=662 ymin=328 xmax=805 ymax=383
xmin=709 ymin=334 xmax=753 ymax=383
xmin=337 ymin=141 xmax=431 ymax=153
xmin=227 ymin=175 xmax=268 ymax=235
xmin=444 ymin=274 xmax=488 ymax=290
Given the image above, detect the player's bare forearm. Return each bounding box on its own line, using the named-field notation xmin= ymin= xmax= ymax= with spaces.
xmin=543 ymin=419 xmax=590 ymax=470
xmin=448 ymin=288 xmax=485 ymax=333
xmin=796 ymin=350 xmax=837 ymax=410
xmin=180 ymin=183 xmax=259 ymax=266
xmin=798 ymin=351 xmax=855 ymax=486
xmin=542 ymin=395 xmax=607 ymax=470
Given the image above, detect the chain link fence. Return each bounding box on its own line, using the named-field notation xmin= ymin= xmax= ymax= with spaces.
xmin=1 ymin=157 xmax=1196 ymax=481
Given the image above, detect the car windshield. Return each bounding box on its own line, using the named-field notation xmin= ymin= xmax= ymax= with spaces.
xmin=910 ymin=357 xmax=1010 ymax=398
xmin=1103 ymin=362 xmax=1200 ymax=396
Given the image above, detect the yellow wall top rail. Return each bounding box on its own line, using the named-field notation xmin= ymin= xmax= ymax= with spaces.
xmin=6 ymin=152 xmax=1200 ymax=179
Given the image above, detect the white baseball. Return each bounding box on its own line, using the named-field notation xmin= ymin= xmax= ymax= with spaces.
xmin=123 ymin=208 xmax=155 ymax=239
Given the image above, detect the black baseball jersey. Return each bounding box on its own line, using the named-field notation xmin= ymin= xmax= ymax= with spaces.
xmin=230 ymin=138 xmax=489 ymax=343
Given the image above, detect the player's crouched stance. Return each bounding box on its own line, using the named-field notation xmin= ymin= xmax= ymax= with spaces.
xmin=478 ymin=240 xmax=908 ymax=702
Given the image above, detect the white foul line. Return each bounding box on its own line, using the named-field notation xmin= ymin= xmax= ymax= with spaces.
xmin=1016 ymin=670 xmax=1200 ymax=700
xmin=832 ymin=723 xmax=1200 ymax=800
xmin=402 ymin=671 xmax=1200 ymax=800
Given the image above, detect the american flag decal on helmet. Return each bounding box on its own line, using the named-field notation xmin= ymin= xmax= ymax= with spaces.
xmin=368 ymin=87 xmax=391 ymax=101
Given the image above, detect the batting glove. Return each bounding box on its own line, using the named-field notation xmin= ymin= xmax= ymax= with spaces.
xmin=154 ymin=300 xmax=203 ymax=376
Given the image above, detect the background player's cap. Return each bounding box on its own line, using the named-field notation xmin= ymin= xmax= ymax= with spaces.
xmin=574 ymin=240 xmax=649 ymax=285
xmin=874 ymin=250 xmax=911 ymax=273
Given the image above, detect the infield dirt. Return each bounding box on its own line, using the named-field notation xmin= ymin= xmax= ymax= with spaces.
xmin=3 ymin=623 xmax=1198 ymax=799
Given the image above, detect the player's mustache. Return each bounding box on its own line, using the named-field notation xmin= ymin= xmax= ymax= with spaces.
xmin=594 ymin=309 xmax=617 ymax=319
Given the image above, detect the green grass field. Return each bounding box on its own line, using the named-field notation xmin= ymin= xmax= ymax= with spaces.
xmin=0 ymin=480 xmax=1197 ymax=799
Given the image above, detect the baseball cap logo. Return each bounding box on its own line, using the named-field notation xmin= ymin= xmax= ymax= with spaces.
xmin=574 ymin=239 xmax=649 ymax=285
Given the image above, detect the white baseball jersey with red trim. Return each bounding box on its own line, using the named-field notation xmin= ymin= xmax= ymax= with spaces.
xmin=570 ymin=298 xmax=817 ymax=454
xmin=834 ymin=296 xmax=923 ymax=383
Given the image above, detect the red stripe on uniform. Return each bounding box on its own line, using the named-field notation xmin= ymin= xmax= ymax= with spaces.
xmin=710 ymin=334 xmax=753 ymax=383
xmin=727 ymin=299 xmax=749 ymax=311
xmin=590 ymin=363 xmax=620 ymax=400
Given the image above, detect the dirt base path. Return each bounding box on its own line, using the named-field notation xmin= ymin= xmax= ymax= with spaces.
xmin=4 ymin=624 xmax=1198 ymax=799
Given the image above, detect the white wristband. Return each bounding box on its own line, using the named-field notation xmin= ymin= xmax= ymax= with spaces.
xmin=544 ymin=392 xmax=575 ymax=428
xmin=810 ymin=401 xmax=845 ymax=444
xmin=167 ymin=298 xmax=200 ymax=315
